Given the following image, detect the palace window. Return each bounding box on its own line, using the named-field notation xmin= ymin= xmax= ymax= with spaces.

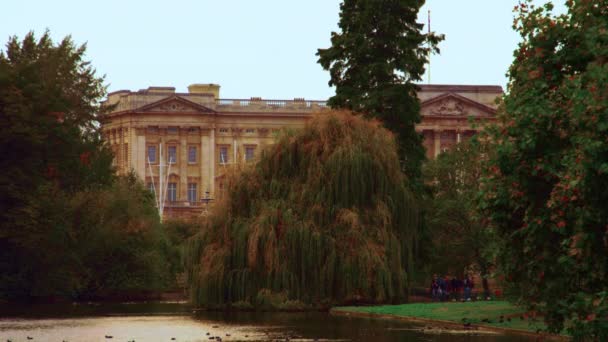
xmin=168 ymin=146 xmax=177 ymax=164
xmin=188 ymin=127 xmax=199 ymax=134
xmin=168 ymin=126 xmax=178 ymax=135
xmin=245 ymin=128 xmax=255 ymax=134
xmin=219 ymin=128 xmax=229 ymax=133
xmin=147 ymin=126 xmax=159 ymax=134
xmin=167 ymin=183 xmax=177 ymax=202
xmin=188 ymin=183 xmax=197 ymax=204
xmin=188 ymin=146 xmax=197 ymax=163
xmin=147 ymin=145 xmax=157 ymax=163
xmin=245 ymin=146 xmax=255 ymax=162
xmin=219 ymin=146 xmax=229 ymax=164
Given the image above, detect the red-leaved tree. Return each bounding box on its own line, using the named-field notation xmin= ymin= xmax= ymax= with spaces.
xmin=479 ymin=0 xmax=608 ymax=338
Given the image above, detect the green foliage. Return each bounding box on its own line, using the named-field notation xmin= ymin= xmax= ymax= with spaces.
xmin=68 ymin=175 xmax=173 ymax=297
xmin=0 ymin=31 xmax=112 ymax=202
xmin=163 ymin=219 xmax=200 ymax=275
xmin=479 ymin=1 xmax=608 ymax=338
xmin=0 ymin=174 xmax=174 ymax=300
xmin=317 ymin=0 xmax=443 ymax=185
xmin=423 ymin=141 xmax=496 ymax=278
xmin=0 ymin=32 xmax=176 ymax=300
xmin=185 ymin=111 xmax=422 ymax=309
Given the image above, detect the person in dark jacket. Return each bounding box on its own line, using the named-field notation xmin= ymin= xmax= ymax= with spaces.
xmin=451 ymin=277 xmax=459 ymax=301
xmin=437 ymin=276 xmax=446 ymax=301
xmin=463 ymin=275 xmax=474 ymax=301
xmin=444 ymin=275 xmax=452 ymax=301
xmin=430 ymin=274 xmax=439 ymax=301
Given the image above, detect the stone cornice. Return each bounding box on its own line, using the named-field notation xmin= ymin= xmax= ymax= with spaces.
xmin=417 ymin=84 xmax=504 ymax=94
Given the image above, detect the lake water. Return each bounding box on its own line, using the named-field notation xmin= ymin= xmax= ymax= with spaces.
xmin=0 ymin=302 xmax=535 ymax=342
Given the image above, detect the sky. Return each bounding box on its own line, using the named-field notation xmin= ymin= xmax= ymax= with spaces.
xmin=1 ymin=1 xmax=567 ymax=100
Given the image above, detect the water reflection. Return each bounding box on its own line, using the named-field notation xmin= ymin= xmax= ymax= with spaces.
xmin=0 ymin=303 xmax=535 ymax=342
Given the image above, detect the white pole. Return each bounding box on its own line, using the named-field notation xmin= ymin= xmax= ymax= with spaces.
xmin=159 ymin=143 xmax=163 ymax=222
xmin=147 ymin=156 xmax=160 ymax=211
xmin=164 ymin=159 xmax=172 ymax=209
xmin=428 ymin=9 xmax=431 ymax=85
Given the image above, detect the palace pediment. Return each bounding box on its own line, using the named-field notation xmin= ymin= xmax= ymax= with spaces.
xmin=136 ymin=96 xmax=216 ymax=114
xmin=421 ymin=93 xmax=496 ymax=117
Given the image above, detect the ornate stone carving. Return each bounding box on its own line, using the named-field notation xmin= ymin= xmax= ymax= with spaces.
xmin=430 ymin=99 xmax=465 ymax=116
xmin=151 ymin=101 xmax=196 ymax=112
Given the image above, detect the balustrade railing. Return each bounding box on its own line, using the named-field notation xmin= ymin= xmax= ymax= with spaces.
xmin=216 ymin=98 xmax=327 ymax=108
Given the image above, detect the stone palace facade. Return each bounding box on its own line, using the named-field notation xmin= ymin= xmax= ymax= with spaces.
xmin=101 ymin=83 xmax=501 ymax=219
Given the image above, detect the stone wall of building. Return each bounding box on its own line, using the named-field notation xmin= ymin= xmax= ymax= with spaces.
xmin=101 ymin=83 xmax=502 ymax=219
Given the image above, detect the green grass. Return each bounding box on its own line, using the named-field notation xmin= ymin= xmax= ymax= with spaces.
xmin=334 ymin=301 xmax=548 ymax=333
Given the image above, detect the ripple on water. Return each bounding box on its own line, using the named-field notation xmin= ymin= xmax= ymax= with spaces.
xmin=0 ymin=305 xmax=537 ymax=342
xmin=0 ymin=316 xmax=341 ymax=342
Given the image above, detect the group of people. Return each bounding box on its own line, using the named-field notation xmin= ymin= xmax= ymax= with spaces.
xmin=430 ymin=274 xmax=475 ymax=302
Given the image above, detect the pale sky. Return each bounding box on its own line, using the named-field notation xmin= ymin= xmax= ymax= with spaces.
xmin=1 ymin=1 xmax=567 ymax=100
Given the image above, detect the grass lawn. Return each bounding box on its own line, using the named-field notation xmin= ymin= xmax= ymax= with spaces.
xmin=334 ymin=301 xmax=549 ymax=333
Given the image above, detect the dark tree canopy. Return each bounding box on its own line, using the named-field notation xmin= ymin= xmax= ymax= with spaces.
xmin=0 ymin=31 xmax=112 ymax=212
xmin=317 ymin=0 xmax=443 ymax=185
xmin=479 ymin=1 xmax=608 ymax=338
xmin=0 ymin=32 xmax=175 ymax=300
xmin=424 ymin=141 xmax=495 ymax=279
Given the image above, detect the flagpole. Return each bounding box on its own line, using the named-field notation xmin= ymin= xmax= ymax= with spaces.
xmin=428 ymin=9 xmax=431 ymax=85
xmin=159 ymin=143 xmax=164 ymax=222
xmin=147 ymin=157 xmax=159 ymax=211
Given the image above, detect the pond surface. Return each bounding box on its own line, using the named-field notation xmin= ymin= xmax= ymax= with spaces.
xmin=0 ymin=302 xmax=535 ymax=342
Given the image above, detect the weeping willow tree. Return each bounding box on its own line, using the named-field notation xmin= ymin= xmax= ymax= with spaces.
xmin=185 ymin=111 xmax=421 ymax=309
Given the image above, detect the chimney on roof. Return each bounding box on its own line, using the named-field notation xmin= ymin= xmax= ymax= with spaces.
xmin=188 ymin=83 xmax=220 ymax=99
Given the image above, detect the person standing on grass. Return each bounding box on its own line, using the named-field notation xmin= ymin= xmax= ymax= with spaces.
xmin=430 ymin=275 xmax=439 ymax=301
xmin=464 ymin=274 xmax=474 ymax=301
xmin=437 ymin=275 xmax=445 ymax=301
xmin=451 ymin=276 xmax=459 ymax=301
xmin=444 ymin=275 xmax=452 ymax=301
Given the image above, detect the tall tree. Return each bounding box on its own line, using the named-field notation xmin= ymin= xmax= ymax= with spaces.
xmin=0 ymin=31 xmax=112 ymax=216
xmin=0 ymin=31 xmax=114 ymax=299
xmin=185 ymin=111 xmax=420 ymax=308
xmin=479 ymin=1 xmax=608 ymax=338
xmin=317 ymin=0 xmax=443 ymax=185
xmin=423 ymin=141 xmax=496 ymax=295
xmin=0 ymin=31 xmax=181 ymax=301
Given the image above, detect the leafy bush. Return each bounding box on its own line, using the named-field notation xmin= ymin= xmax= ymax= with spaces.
xmin=479 ymin=1 xmax=608 ymax=338
xmin=185 ymin=111 xmax=422 ymax=309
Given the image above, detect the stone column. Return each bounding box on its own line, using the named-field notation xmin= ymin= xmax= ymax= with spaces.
xmin=136 ymin=129 xmax=146 ymax=181
xmin=434 ymin=129 xmax=441 ymax=158
xmin=126 ymin=127 xmax=132 ymax=172
xmin=121 ymin=128 xmax=127 ymax=173
xmin=233 ymin=137 xmax=238 ymax=165
xmin=209 ymin=128 xmax=215 ymax=198
xmin=201 ymin=131 xmax=209 ymax=197
xmin=116 ymin=129 xmax=122 ymax=173
xmin=179 ymin=133 xmax=188 ymax=201
xmin=457 ymin=130 xmax=462 ymax=144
